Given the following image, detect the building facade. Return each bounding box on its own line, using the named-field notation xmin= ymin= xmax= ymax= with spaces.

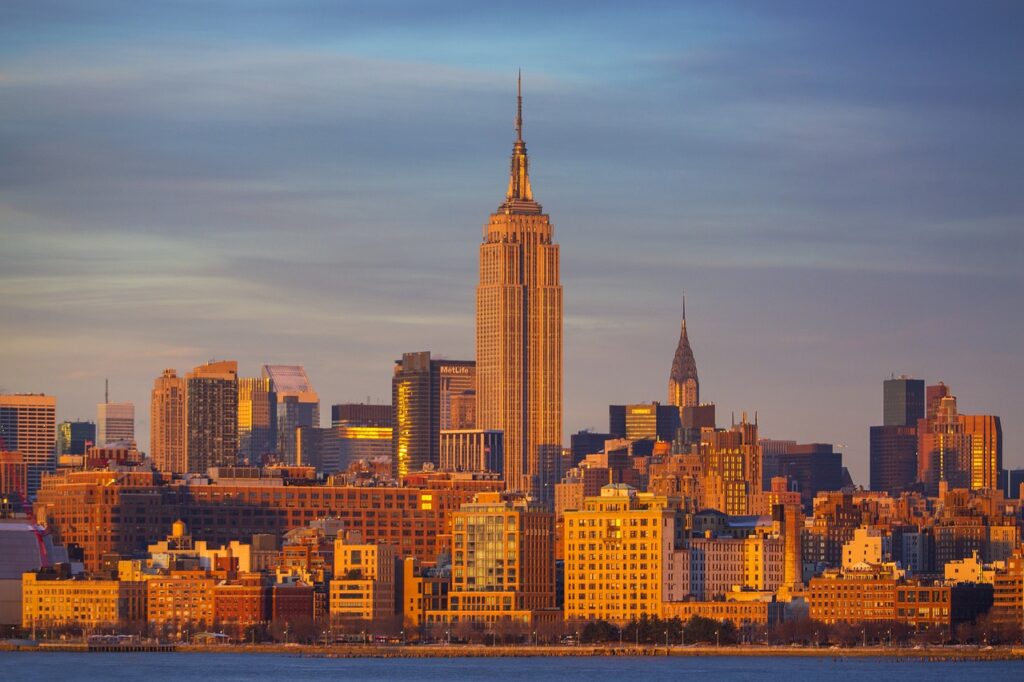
xmin=870 ymin=425 xmax=918 ymax=493
xmin=439 ymin=429 xmax=504 ymax=475
xmin=238 ymin=376 xmax=276 ymax=465
xmin=700 ymin=419 xmax=762 ymax=516
xmin=57 ymin=421 xmax=96 ymax=457
xmin=444 ymin=492 xmax=555 ymax=625
xmin=151 ymin=369 xmax=187 ymax=473
xmin=0 ymin=394 xmax=56 ymax=498
xmin=22 ymin=572 xmax=145 ymax=628
xmin=918 ymin=391 xmax=1002 ymax=494
xmin=609 ymin=403 xmax=680 ymax=443
xmin=329 ymin=534 xmax=397 ymax=622
xmin=263 ymin=365 xmax=319 ymax=466
xmin=186 ymin=361 xmax=239 ymax=473
xmin=332 ymin=403 xmax=392 ymax=428
xmin=97 ymin=402 xmax=134 ymax=446
xmin=883 ymin=376 xmax=925 ymax=428
xmin=564 ymin=485 xmax=681 ymax=623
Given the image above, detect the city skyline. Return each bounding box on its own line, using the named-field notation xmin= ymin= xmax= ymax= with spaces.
xmin=2 ymin=2 xmax=1022 ymax=485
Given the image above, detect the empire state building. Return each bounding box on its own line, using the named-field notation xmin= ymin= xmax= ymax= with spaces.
xmin=476 ymin=76 xmax=562 ymax=501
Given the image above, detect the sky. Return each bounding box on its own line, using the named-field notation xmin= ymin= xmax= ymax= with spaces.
xmin=1 ymin=1 xmax=1022 ymax=484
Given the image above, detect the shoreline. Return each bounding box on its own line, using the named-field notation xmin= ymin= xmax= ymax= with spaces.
xmin=4 ymin=642 xmax=1023 ymax=660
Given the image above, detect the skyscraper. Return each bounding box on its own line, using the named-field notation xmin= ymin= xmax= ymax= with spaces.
xmin=668 ymin=294 xmax=699 ymax=411
xmin=238 ymin=376 xmax=276 ymax=465
xmin=699 ymin=417 xmax=762 ymax=516
xmin=870 ymin=375 xmax=924 ymax=493
xmin=869 ymin=425 xmax=918 ymax=493
xmin=185 ymin=360 xmax=239 ymax=473
xmin=0 ymin=394 xmax=56 ymax=498
xmin=916 ymin=387 xmax=1002 ymax=494
xmin=392 ymin=351 xmax=475 ymax=478
xmin=97 ymin=401 xmax=134 ymax=445
xmin=476 ymin=75 xmax=562 ymax=500
xmin=57 ymin=420 xmax=96 ymax=456
xmin=883 ymin=376 xmax=925 ymax=427
xmin=447 ymin=492 xmax=554 ymax=625
xmin=609 ymin=402 xmax=680 ymax=442
xmin=262 ymin=365 xmax=319 ymax=465
xmin=150 ymin=369 xmax=186 ymax=473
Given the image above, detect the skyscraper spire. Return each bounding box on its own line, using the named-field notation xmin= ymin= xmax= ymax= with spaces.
xmin=516 ymin=69 xmax=523 ymax=143
xmin=503 ymin=71 xmax=536 ymax=211
xmin=669 ymin=293 xmax=699 ymax=409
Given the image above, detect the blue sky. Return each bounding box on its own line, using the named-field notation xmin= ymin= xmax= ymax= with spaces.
xmin=1 ymin=1 xmax=1022 ymax=483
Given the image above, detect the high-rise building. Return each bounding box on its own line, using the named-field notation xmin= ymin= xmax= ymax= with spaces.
xmin=564 ymin=485 xmax=682 ymax=623
xmin=962 ymin=414 xmax=1002 ymax=492
xmin=699 ymin=417 xmax=762 ymax=516
xmin=262 ymin=365 xmax=319 ymax=465
xmin=445 ymin=492 xmax=555 ymax=625
xmin=295 ymin=425 xmax=339 ymax=474
xmin=668 ymin=294 xmax=699 ymax=412
xmin=391 ymin=351 xmax=475 ymax=478
xmin=679 ymin=404 xmax=715 ymax=447
xmin=926 ymin=382 xmax=952 ymax=419
xmin=97 ymin=402 xmax=134 ymax=445
xmin=568 ymin=430 xmax=612 ymax=468
xmin=870 ymin=375 xmax=924 ymax=493
xmin=917 ymin=388 xmax=1002 ymax=494
xmin=335 ymin=425 xmax=393 ymax=472
xmin=870 ymin=425 xmax=918 ymax=493
xmin=331 ymin=403 xmax=392 ymax=428
xmin=150 ymin=369 xmax=186 ymax=473
xmin=609 ymin=402 xmax=680 ymax=442
xmin=238 ymin=377 xmax=276 ymax=465
xmin=330 ymin=533 xmax=397 ymax=622
xmin=185 ymin=361 xmax=239 ymax=473
xmin=57 ymin=420 xmax=96 ymax=456
xmin=0 ymin=394 xmax=56 ymax=498
xmin=476 ymin=76 xmax=562 ymax=503
xmin=439 ymin=429 xmax=504 ymax=474
xmin=883 ymin=376 xmax=925 ymax=427
xmin=761 ymin=442 xmax=844 ymax=510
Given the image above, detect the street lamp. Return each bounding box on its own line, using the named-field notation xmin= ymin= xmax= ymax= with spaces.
xmin=715 ymin=629 xmax=720 ymax=647
xmin=664 ymin=630 xmax=669 ymax=648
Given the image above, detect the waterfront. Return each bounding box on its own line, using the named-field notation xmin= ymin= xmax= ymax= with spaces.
xmin=1 ymin=652 xmax=1021 ymax=682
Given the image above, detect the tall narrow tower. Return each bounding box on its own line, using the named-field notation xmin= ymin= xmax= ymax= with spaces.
xmin=668 ymin=294 xmax=699 ymax=410
xmin=476 ymin=74 xmax=563 ymax=500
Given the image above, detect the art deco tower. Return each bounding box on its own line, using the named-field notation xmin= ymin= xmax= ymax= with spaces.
xmin=476 ymin=75 xmax=562 ymax=499
xmin=669 ymin=295 xmax=699 ymax=409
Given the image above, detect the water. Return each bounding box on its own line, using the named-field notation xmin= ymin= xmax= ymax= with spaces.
xmin=0 ymin=652 xmax=1019 ymax=682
